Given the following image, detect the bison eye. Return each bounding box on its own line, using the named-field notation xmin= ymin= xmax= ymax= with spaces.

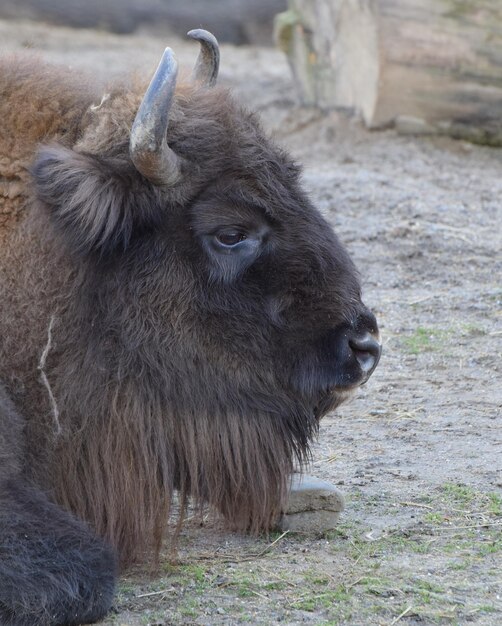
xmin=202 ymin=224 xmax=265 ymax=281
xmin=215 ymin=231 xmax=247 ymax=247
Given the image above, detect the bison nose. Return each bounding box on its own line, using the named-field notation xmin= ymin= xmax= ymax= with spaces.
xmin=349 ymin=332 xmax=381 ymax=379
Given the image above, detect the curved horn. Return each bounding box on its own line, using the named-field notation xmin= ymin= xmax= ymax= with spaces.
xmin=187 ymin=29 xmax=220 ymax=87
xmin=130 ymin=47 xmax=181 ymax=187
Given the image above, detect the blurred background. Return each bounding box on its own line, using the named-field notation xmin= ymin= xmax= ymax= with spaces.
xmin=0 ymin=0 xmax=286 ymax=44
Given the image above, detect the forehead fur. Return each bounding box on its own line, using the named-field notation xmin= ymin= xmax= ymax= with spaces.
xmin=77 ymin=80 xmax=301 ymax=204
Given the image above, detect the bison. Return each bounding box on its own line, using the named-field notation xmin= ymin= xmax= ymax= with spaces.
xmin=0 ymin=30 xmax=380 ymax=625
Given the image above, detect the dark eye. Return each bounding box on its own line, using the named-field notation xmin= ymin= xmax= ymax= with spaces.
xmin=215 ymin=231 xmax=247 ymax=247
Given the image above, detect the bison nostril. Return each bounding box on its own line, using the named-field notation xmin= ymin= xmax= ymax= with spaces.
xmin=349 ymin=333 xmax=381 ymax=375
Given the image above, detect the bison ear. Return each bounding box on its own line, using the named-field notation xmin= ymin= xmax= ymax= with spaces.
xmin=31 ymin=144 xmax=160 ymax=256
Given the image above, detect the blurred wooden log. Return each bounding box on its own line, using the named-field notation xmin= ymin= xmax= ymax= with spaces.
xmin=275 ymin=0 xmax=502 ymax=145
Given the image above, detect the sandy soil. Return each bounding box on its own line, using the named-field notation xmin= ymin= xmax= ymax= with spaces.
xmin=1 ymin=19 xmax=501 ymax=626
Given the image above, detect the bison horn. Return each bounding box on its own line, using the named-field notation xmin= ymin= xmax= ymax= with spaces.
xmin=187 ymin=29 xmax=220 ymax=87
xmin=130 ymin=47 xmax=181 ymax=187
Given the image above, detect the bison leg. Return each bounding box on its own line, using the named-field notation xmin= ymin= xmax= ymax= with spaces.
xmin=0 ymin=387 xmax=117 ymax=626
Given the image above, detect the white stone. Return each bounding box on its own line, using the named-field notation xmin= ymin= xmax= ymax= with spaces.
xmin=277 ymin=474 xmax=345 ymax=533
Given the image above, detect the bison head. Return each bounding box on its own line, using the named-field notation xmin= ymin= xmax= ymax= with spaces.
xmin=30 ymin=31 xmax=380 ymax=560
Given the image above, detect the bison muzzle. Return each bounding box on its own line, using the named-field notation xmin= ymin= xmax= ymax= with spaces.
xmin=0 ymin=30 xmax=380 ymax=625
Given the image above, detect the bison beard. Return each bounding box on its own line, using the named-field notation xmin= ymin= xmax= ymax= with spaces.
xmin=0 ymin=31 xmax=380 ymax=625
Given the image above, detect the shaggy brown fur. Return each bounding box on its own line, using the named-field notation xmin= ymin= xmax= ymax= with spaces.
xmin=0 ymin=56 xmax=96 ymax=235
xmin=0 ymin=50 xmax=379 ymax=625
xmin=1 ymin=57 xmax=303 ymax=562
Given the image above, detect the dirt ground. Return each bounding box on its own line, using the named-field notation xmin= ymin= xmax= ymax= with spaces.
xmin=1 ymin=19 xmax=501 ymax=626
